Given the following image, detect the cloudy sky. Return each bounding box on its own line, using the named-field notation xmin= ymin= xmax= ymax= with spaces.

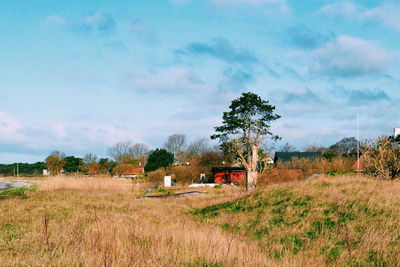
xmin=1 ymin=0 xmax=399 ymax=163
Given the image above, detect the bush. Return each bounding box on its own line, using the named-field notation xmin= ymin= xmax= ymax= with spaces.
xmin=147 ymin=169 xmax=167 ymax=184
xmin=275 ymin=157 xmax=354 ymax=173
xmin=363 ymin=137 xmax=400 ymax=180
xmin=171 ymin=166 xmax=210 ymax=184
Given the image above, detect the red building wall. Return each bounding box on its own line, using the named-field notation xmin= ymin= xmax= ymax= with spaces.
xmin=214 ymin=171 xmax=246 ymax=184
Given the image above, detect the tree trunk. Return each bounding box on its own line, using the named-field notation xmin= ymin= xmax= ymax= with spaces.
xmin=247 ymin=171 xmax=258 ymax=190
xmin=247 ymin=144 xmax=259 ymax=190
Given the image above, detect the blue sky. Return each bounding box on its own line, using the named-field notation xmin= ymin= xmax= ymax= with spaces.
xmin=0 ymin=0 xmax=399 ymax=163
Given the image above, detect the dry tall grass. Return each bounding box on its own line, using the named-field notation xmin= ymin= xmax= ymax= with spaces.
xmin=39 ymin=175 xmax=136 ymax=194
xmin=0 ymin=176 xmax=275 ymax=266
xmin=1 ymin=175 xmax=399 ymax=266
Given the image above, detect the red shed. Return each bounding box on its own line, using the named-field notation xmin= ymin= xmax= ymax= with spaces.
xmin=212 ymin=167 xmax=246 ymax=185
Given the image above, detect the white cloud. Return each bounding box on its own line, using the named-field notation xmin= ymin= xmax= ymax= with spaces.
xmin=361 ymin=4 xmax=400 ymax=32
xmin=0 ymin=112 xmax=26 ymax=143
xmin=319 ymin=1 xmax=400 ymax=32
xmin=44 ymin=13 xmax=116 ymax=36
xmin=310 ymin=35 xmax=392 ymax=77
xmin=0 ymin=111 xmax=142 ymax=157
xmin=319 ymin=1 xmax=362 ymax=18
xmin=124 ymin=67 xmax=210 ymax=93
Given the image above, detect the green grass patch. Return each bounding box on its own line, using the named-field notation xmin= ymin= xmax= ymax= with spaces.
xmin=192 ymin=182 xmax=399 ymax=265
xmin=327 ymin=170 xmax=355 ymax=176
xmin=0 ymin=186 xmax=36 ymax=200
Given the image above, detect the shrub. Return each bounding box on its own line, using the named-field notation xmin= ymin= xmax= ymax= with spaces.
xmin=275 ymin=157 xmax=354 ymax=173
xmin=363 ymin=137 xmax=400 ymax=180
xmin=171 ymin=166 xmax=210 ymax=184
xmin=147 ymin=169 xmax=167 ymax=184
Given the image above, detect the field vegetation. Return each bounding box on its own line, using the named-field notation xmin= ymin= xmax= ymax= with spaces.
xmin=1 ymin=174 xmax=399 ymax=266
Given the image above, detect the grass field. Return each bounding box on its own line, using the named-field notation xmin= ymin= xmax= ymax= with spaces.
xmin=0 ymin=175 xmax=399 ymax=266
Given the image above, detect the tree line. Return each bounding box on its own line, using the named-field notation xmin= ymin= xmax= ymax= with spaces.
xmin=42 ymin=135 xmax=227 ymax=176
xmin=0 ymin=162 xmax=46 ymax=176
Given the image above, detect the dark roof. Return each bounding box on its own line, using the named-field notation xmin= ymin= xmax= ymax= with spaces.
xmin=274 ymin=152 xmax=322 ymax=162
xmin=212 ymin=167 xmax=246 ymax=173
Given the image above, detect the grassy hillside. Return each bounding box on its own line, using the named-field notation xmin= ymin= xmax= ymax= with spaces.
xmin=193 ymin=175 xmax=400 ymax=266
xmin=0 ymin=175 xmax=399 ymax=266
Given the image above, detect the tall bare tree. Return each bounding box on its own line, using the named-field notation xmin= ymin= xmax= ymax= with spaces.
xmin=164 ymin=134 xmax=186 ymax=155
xmin=83 ymin=153 xmax=98 ymax=165
xmin=164 ymin=134 xmax=187 ymax=163
xmin=187 ymin=138 xmax=211 ymax=155
xmin=129 ymin=143 xmax=150 ymax=158
xmin=107 ymin=141 xmax=132 ymax=162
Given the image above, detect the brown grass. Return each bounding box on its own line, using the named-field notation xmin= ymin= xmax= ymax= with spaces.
xmin=0 ymin=176 xmax=275 ymax=266
xmin=1 ymin=175 xmax=399 ymax=266
xmin=38 ymin=175 xmax=137 ymax=194
xmin=194 ymin=174 xmax=400 ymax=266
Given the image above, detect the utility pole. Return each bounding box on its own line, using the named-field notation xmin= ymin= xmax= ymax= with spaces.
xmin=17 ymin=163 xmax=19 ymax=178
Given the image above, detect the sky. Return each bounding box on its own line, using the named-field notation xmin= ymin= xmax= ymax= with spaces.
xmin=0 ymin=0 xmax=399 ymax=163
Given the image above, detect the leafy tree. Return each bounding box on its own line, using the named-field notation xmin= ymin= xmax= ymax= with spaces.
xmin=88 ymin=163 xmax=100 ymax=176
xmin=211 ymin=92 xmax=280 ymax=190
xmin=144 ymin=148 xmax=174 ymax=172
xmin=45 ymin=150 xmax=66 ymax=176
xmin=0 ymin=162 xmax=46 ymax=176
xmin=63 ymin=156 xmax=83 ymax=173
xmin=98 ymin=158 xmax=115 ymax=174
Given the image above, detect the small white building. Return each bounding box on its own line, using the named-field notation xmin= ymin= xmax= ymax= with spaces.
xmin=395 ymin=128 xmax=400 ymax=139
